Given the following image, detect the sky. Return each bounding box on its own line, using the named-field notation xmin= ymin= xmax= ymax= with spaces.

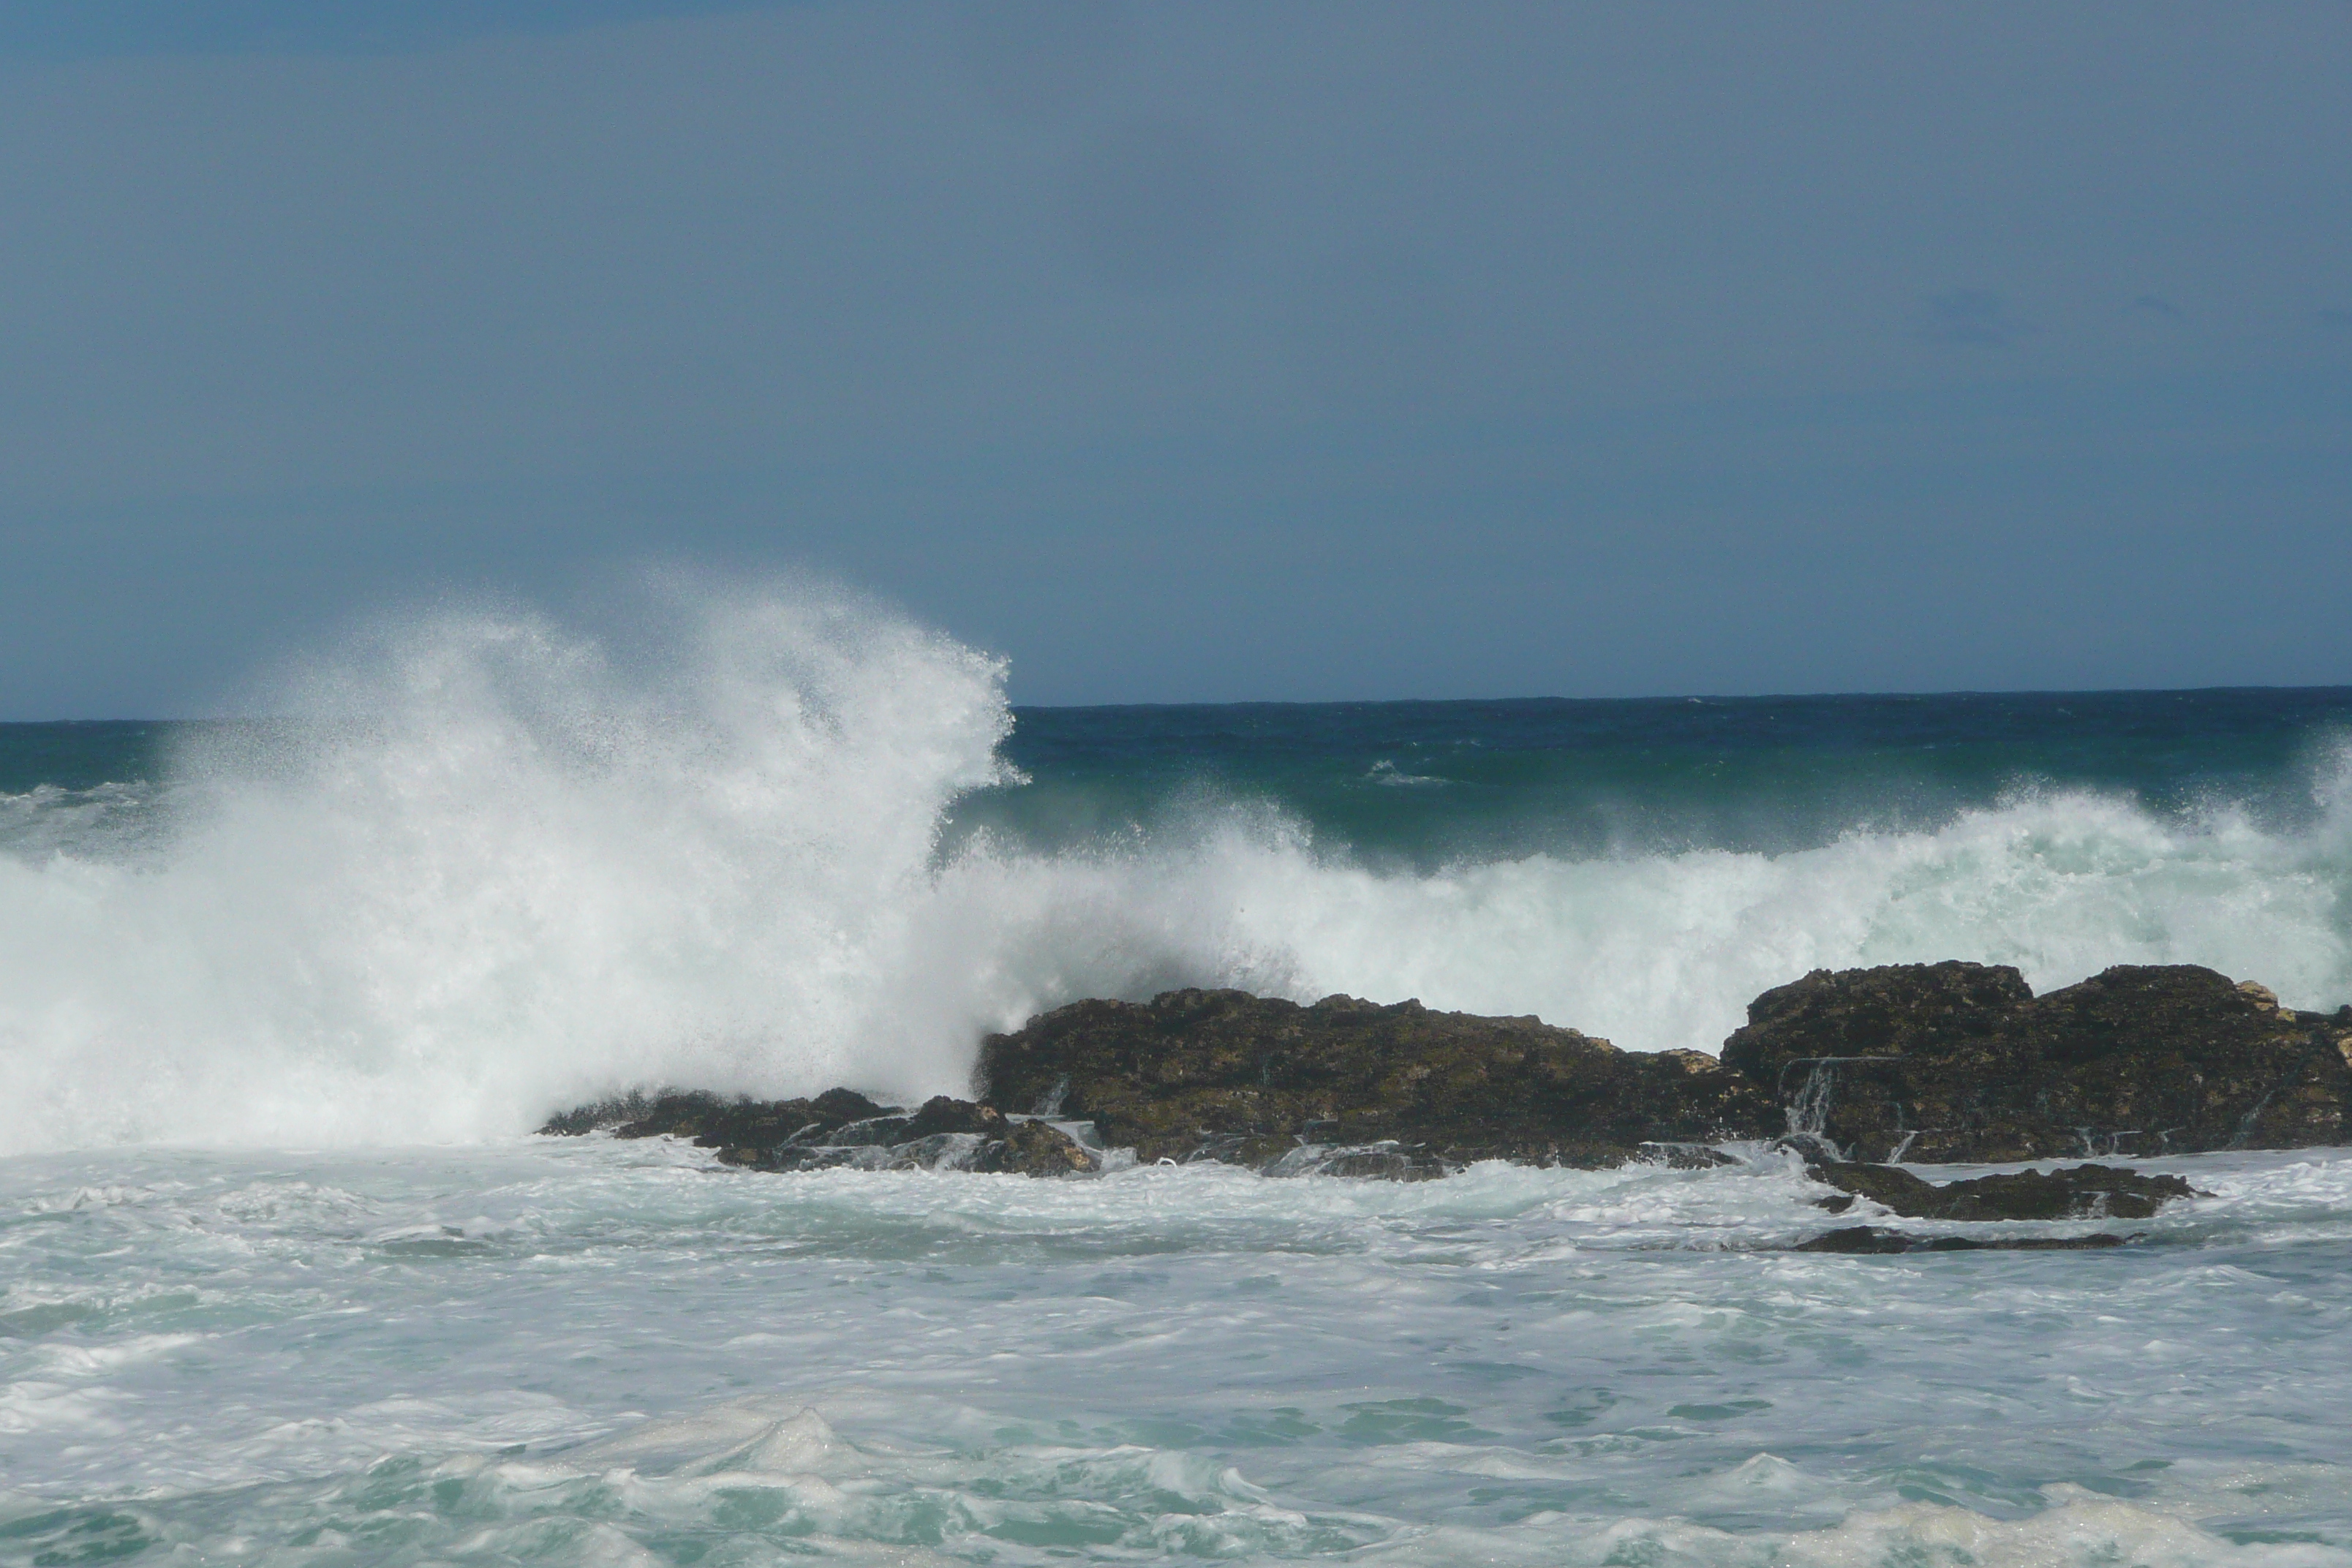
xmin=3 ymin=1 xmax=2348 ymax=715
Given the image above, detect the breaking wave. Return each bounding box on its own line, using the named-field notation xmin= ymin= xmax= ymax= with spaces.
xmin=0 ymin=584 xmax=2348 ymax=1153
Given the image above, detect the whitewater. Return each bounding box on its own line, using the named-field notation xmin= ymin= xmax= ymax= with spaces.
xmin=7 ymin=1141 xmax=2352 ymax=1567
xmin=0 ymin=587 xmax=2347 ymax=1154
xmin=5 ymin=584 xmax=2352 ymax=1566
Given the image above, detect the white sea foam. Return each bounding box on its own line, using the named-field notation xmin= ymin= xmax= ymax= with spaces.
xmin=0 ymin=584 xmax=2348 ymax=1154
xmin=2 ymin=1142 xmax=2350 ymax=1564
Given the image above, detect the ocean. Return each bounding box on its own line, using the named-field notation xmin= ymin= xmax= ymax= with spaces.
xmin=4 ymin=591 xmax=2351 ymax=1566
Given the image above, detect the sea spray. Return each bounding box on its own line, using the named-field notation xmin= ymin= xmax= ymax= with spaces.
xmin=0 ymin=587 xmax=1033 ymax=1152
xmin=1 ymin=586 xmax=2350 ymax=1154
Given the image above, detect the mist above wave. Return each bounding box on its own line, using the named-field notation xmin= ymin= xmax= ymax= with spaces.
xmin=1 ymin=583 xmax=2349 ymax=1154
xmin=0 ymin=586 xmax=1030 ymax=1151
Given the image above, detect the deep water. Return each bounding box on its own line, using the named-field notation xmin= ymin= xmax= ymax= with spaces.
xmin=964 ymin=687 xmax=2352 ymax=867
xmin=4 ymin=589 xmax=2351 ymax=1565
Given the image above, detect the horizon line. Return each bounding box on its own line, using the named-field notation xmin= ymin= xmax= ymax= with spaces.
xmin=10 ymin=680 xmax=2352 ymax=725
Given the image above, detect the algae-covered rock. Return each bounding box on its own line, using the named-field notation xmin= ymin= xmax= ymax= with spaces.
xmin=976 ymin=988 xmax=1771 ymax=1169
xmin=1725 ymin=963 xmax=2352 ymax=1162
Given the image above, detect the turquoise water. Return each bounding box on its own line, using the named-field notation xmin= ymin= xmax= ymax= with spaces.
xmin=4 ymin=1139 xmax=2351 ymax=1567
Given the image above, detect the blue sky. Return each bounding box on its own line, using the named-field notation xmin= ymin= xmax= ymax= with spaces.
xmin=3 ymin=1 xmax=2348 ymax=713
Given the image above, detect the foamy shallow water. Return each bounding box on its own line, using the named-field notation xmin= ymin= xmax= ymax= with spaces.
xmin=4 ymin=1141 xmax=2351 ymax=1566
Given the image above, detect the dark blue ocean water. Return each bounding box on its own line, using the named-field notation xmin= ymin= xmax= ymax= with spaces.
xmin=15 ymin=690 xmax=2346 ymax=869
xmin=955 ymin=689 xmax=2352 ymax=864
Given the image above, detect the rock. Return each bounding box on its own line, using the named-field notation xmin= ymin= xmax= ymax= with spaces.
xmin=975 ymin=988 xmax=1771 ymax=1170
xmin=1180 ymin=1132 xmax=1303 ymax=1169
xmin=810 ymin=1114 xmax=911 ymax=1147
xmin=538 ymin=960 xmax=2352 ymax=1183
xmin=886 ymin=1132 xmax=992 ymax=1172
xmin=1642 ymin=1142 xmax=1743 ymax=1169
xmin=979 ymin=1119 xmax=1098 ymax=1176
xmin=743 ymin=1143 xmax=875 ymax=1172
xmin=538 ymin=1083 xmax=1095 ymax=1177
xmin=535 ymin=1088 xmax=894 ymax=1147
xmin=900 ymin=1096 xmax=1009 ymax=1140
xmin=810 ymin=1088 xmax=893 ymax=1124
xmin=619 ymin=1091 xmax=745 ymax=1140
xmin=1807 ymin=1160 xmax=2198 ymax=1220
xmin=1725 ymin=962 xmax=2352 ymax=1162
xmin=735 ymin=1134 xmax=960 ymax=1173
xmin=1267 ymin=1142 xmax=1449 ymax=1180
xmin=1795 ymin=1226 xmax=2139 ymax=1254
xmin=537 ymin=1096 xmax=647 ymax=1137
xmin=537 ymin=1088 xmax=904 ymax=1166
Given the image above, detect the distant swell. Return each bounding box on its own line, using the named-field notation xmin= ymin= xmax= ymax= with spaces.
xmin=1 ymin=584 xmax=2349 ymax=1155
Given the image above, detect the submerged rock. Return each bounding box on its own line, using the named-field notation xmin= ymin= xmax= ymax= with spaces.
xmin=975 ymin=988 xmax=1771 ymax=1169
xmin=1725 ymin=962 xmax=2352 ymax=1163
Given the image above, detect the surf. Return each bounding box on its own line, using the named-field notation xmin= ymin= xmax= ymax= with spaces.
xmin=0 ymin=582 xmax=2348 ymax=1156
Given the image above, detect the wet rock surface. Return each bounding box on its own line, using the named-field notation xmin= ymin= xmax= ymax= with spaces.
xmin=1725 ymin=962 xmax=2352 ymax=1162
xmin=540 ymin=1088 xmax=893 ymax=1147
xmin=976 ymin=988 xmax=1771 ymax=1168
xmin=1805 ymin=1159 xmax=2200 ymax=1221
xmin=541 ymin=962 xmax=2351 ymax=1204
xmin=538 ymin=1091 xmax=1096 ymax=1175
xmin=1795 ymin=1226 xmax=2139 ymax=1254
xmin=979 ymin=1119 xmax=1099 ymax=1177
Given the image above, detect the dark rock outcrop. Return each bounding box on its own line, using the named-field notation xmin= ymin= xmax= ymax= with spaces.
xmin=901 ymin=1096 xmax=1011 ymax=1140
xmin=979 ymin=1119 xmax=1099 ymax=1177
xmin=538 ymin=1090 xmax=1097 ymax=1176
xmin=540 ymin=962 xmax=2351 ymax=1185
xmin=1795 ymin=1226 xmax=2139 ymax=1254
xmin=1806 ymin=1159 xmax=2198 ymax=1221
xmin=538 ymin=1088 xmax=894 ymax=1147
xmin=1725 ymin=962 xmax=2352 ymax=1162
xmin=975 ymin=988 xmax=1772 ymax=1169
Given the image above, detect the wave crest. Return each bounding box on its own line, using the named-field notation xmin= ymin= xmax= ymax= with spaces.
xmin=1 ymin=587 xmax=2348 ymax=1153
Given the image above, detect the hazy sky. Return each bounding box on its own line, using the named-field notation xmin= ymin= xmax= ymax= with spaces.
xmin=4 ymin=1 xmax=2349 ymax=714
